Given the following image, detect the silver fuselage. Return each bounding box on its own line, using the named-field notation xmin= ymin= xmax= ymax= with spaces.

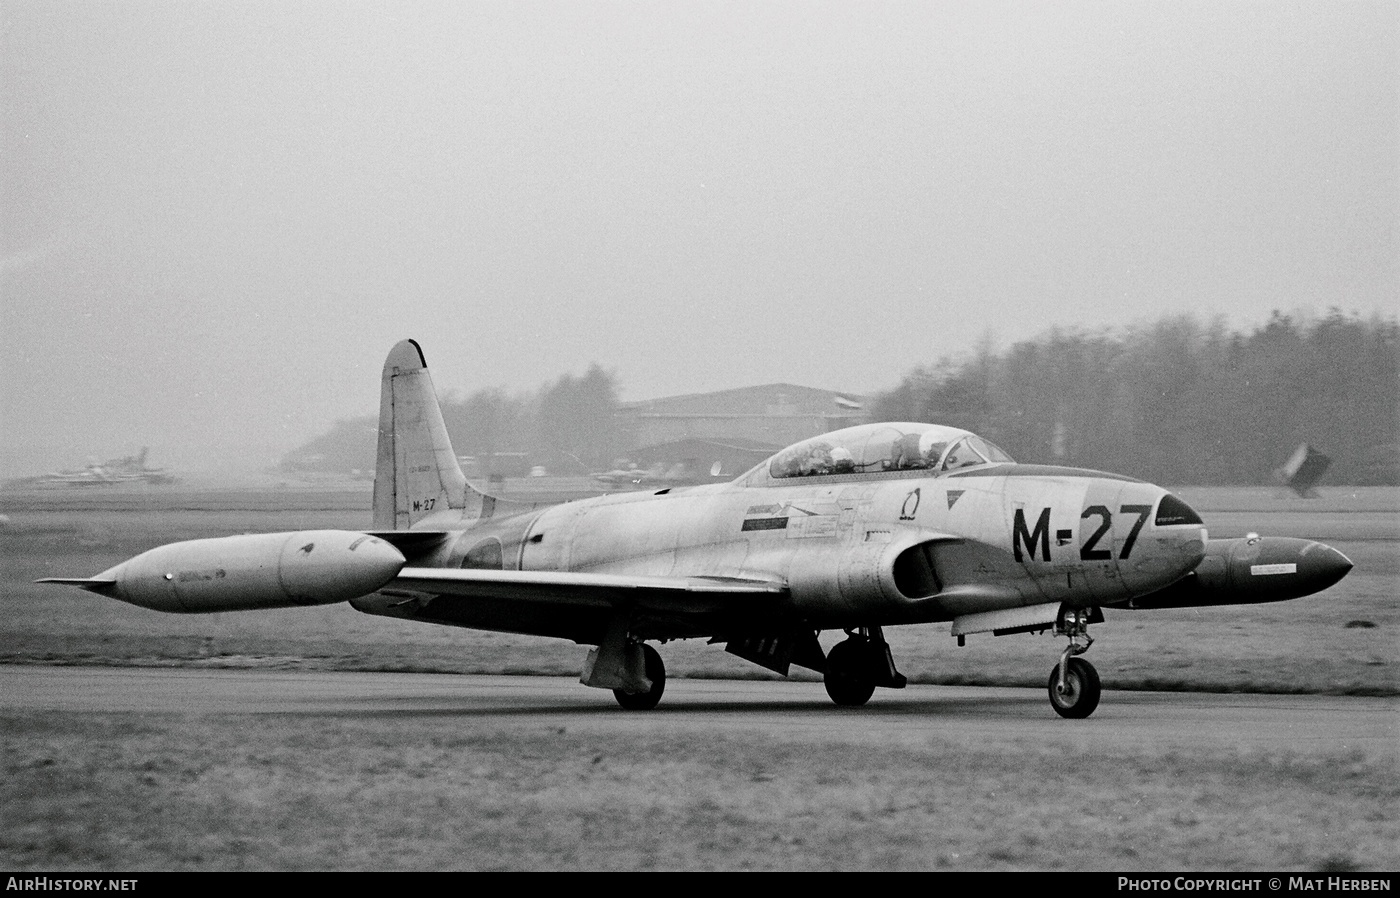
xmin=408 ymin=464 xmax=1206 ymax=629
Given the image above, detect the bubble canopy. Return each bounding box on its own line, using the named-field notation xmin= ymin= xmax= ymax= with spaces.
xmin=756 ymin=423 xmax=1015 ymax=481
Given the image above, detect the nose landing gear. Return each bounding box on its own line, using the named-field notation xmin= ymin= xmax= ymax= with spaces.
xmin=1049 ymin=607 xmax=1100 ymax=719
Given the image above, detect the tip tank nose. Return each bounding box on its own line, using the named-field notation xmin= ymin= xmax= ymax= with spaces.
xmin=1236 ymin=536 xmax=1353 ymax=601
xmin=1299 ymin=541 xmax=1353 ymax=593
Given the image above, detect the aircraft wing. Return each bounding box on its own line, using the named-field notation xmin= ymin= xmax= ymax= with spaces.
xmin=359 ymin=566 xmax=792 ymax=643
xmin=386 ymin=567 xmax=788 ymax=614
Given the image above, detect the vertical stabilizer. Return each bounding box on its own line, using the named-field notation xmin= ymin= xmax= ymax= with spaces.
xmin=372 ymin=340 xmax=469 ymax=530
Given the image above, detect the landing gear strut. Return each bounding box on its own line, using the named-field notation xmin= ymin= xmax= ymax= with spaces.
xmin=823 ymin=627 xmax=906 ymax=707
xmin=1048 ymin=607 xmax=1101 ymax=719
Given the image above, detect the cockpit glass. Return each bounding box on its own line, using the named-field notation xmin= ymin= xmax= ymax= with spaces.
xmin=971 ymin=436 xmax=1015 ymax=464
xmin=939 ymin=436 xmax=1015 ymax=470
xmin=766 ymin=424 xmax=1013 ymax=479
xmin=940 ymin=437 xmax=986 ymax=470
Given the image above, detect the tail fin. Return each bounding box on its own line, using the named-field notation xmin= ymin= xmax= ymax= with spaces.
xmin=372 ymin=340 xmax=469 ymax=530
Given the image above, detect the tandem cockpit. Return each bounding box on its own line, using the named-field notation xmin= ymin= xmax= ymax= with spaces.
xmin=752 ymin=422 xmax=1015 ymax=482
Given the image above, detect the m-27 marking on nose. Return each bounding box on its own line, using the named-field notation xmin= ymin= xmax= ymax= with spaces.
xmin=1014 ymin=505 xmax=1154 ymax=562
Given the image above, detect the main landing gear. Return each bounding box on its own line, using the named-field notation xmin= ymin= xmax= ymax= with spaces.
xmin=581 ymin=621 xmax=666 ymax=710
xmin=823 ymin=627 xmax=906 ymax=707
xmin=1049 ymin=607 xmax=1101 ymax=719
xmin=613 ymin=643 xmax=666 ymax=711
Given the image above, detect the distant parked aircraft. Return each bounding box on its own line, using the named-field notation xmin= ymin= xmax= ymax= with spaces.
xmin=38 ymin=448 xmax=175 ymax=487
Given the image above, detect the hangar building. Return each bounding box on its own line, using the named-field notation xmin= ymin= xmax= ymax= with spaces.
xmin=615 ymin=383 xmax=866 ymax=474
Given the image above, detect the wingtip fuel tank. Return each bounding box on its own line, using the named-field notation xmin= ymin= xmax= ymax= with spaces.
xmin=39 ymin=530 xmax=406 ymax=613
xmin=1122 ymin=536 xmax=1353 ymax=610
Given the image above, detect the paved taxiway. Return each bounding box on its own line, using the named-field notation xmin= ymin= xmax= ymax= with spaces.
xmin=3 ymin=665 xmax=1395 ymax=754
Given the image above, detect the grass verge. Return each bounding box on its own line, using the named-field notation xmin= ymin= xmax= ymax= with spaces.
xmin=2 ymin=710 xmax=1396 ymax=872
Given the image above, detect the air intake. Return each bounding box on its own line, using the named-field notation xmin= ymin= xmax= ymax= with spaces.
xmin=892 ymin=541 xmax=942 ymax=599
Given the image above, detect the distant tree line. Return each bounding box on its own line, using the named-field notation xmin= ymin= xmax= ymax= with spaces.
xmin=285 ymin=310 xmax=1398 ymax=486
xmin=872 ymin=310 xmax=1399 ymax=485
xmin=442 ymin=364 xmax=622 ymax=475
xmin=281 ymin=364 xmax=624 ymax=477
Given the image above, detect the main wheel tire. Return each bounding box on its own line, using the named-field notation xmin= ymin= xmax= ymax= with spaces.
xmin=1048 ymin=657 xmax=1101 ymax=719
xmin=824 ymin=639 xmax=876 ymax=707
xmin=613 ymin=643 xmax=666 ymax=711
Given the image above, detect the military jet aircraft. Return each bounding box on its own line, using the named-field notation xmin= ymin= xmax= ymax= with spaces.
xmin=34 ymin=447 xmax=175 ymax=487
xmin=41 ymin=340 xmax=1354 ymax=717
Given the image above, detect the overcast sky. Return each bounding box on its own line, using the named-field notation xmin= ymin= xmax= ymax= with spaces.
xmin=2 ymin=1 xmax=1395 ymax=476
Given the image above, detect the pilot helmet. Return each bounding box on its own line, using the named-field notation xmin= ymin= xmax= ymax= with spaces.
xmin=918 ymin=431 xmax=948 ymax=462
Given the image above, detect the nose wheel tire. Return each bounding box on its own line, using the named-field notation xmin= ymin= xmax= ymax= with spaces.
xmin=1048 ymin=656 xmax=1101 ymax=719
xmin=613 ymin=643 xmax=666 ymax=711
xmin=824 ymin=639 xmax=876 ymax=707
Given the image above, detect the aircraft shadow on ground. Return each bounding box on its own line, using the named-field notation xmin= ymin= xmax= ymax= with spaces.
xmin=277 ymin=692 xmax=1049 ymax=720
